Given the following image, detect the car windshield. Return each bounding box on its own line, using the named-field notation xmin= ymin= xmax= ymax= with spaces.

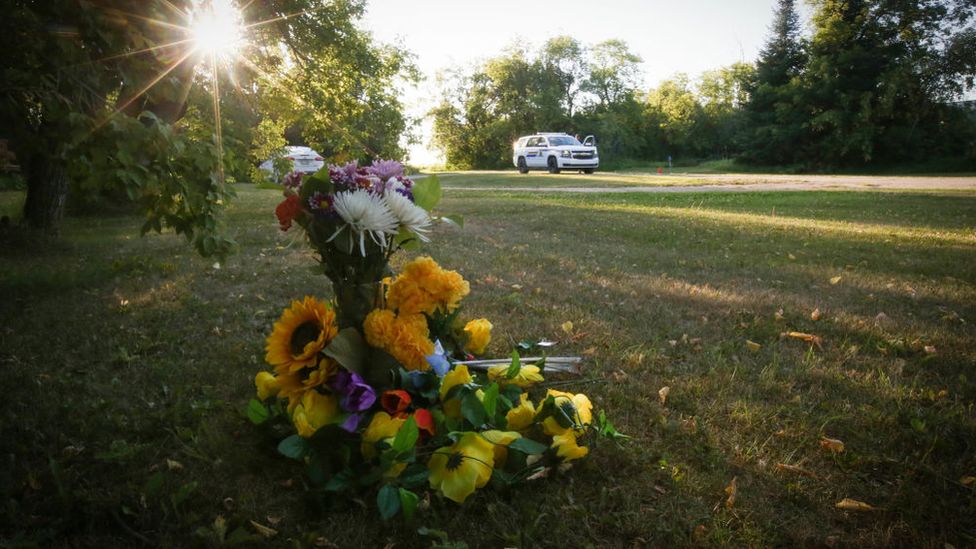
xmin=547 ymin=136 xmax=581 ymax=146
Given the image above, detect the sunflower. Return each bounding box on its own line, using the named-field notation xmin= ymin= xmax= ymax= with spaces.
xmin=276 ymin=357 xmax=339 ymax=411
xmin=265 ymin=296 xmax=338 ymax=374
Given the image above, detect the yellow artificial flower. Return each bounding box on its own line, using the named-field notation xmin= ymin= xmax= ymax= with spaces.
xmin=254 ymin=371 xmax=281 ymax=401
xmin=480 ymin=430 xmax=521 ymax=466
xmin=505 ymin=394 xmax=537 ymax=431
xmin=276 ymin=357 xmax=338 ymax=411
xmin=463 ymin=318 xmax=492 ymax=355
xmin=292 ymin=390 xmax=339 ymax=438
xmin=265 ymin=296 xmax=338 ymax=374
xmin=428 ymin=433 xmax=495 ymax=503
xmin=361 ymin=412 xmax=407 ymax=459
xmin=552 ymin=431 xmax=589 ymax=461
xmin=541 ymin=389 xmax=593 ymax=436
xmin=439 ymin=365 xmax=473 ymax=401
xmin=364 ymin=309 xmax=434 ymax=371
xmin=487 ymin=364 xmax=544 ymax=388
xmin=386 ymin=256 xmax=470 ymax=316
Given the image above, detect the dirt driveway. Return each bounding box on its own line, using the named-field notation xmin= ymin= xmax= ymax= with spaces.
xmin=443 ymin=172 xmax=976 ymax=193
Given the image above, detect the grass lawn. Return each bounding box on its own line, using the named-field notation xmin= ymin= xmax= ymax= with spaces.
xmin=2 ymin=181 xmax=975 ymax=547
xmin=435 ymin=170 xmax=721 ymax=188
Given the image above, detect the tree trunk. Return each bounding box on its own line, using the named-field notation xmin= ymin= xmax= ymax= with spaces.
xmin=22 ymin=158 xmax=68 ymax=235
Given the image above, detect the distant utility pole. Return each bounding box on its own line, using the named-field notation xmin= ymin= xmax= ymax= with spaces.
xmin=668 ymin=155 xmax=672 ymax=175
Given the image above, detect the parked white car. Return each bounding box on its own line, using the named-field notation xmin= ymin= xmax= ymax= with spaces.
xmin=512 ymin=133 xmax=598 ymax=174
xmin=258 ymin=146 xmax=325 ymax=178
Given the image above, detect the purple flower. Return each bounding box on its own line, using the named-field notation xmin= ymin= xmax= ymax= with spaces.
xmin=340 ymin=413 xmax=363 ymax=432
xmin=283 ymin=171 xmax=303 ymax=189
xmin=340 ymin=160 xmax=360 ymax=182
xmin=332 ymin=370 xmax=376 ymax=412
xmin=367 ymin=159 xmax=404 ymax=182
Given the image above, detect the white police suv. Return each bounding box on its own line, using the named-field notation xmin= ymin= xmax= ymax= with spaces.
xmin=512 ymin=133 xmax=598 ymax=174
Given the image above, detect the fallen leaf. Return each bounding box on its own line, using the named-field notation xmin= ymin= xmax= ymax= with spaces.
xmin=610 ymin=370 xmax=628 ymax=382
xmin=924 ymin=345 xmax=937 ymax=355
xmin=560 ymin=321 xmax=574 ymax=334
xmin=745 ymin=340 xmax=762 ymax=352
xmin=960 ymin=475 xmax=975 ymax=486
xmin=774 ymin=308 xmax=785 ymax=321
xmin=774 ymin=429 xmax=787 ymax=437
xmin=653 ymin=485 xmax=667 ymax=494
xmin=658 ymin=386 xmax=670 ymax=405
xmin=830 ymin=276 xmax=842 ymax=285
xmin=835 ymin=498 xmax=875 ymax=511
xmin=166 ymin=459 xmax=183 ymax=472
xmin=788 ymin=253 xmax=797 ymax=260
xmin=724 ymin=477 xmax=738 ymax=509
xmin=775 ymin=463 xmax=817 ymax=478
xmin=582 ymin=346 xmax=597 ymax=356
xmin=266 ymin=515 xmax=282 ymax=526
xmin=782 ymin=331 xmax=824 ymax=349
xmin=820 ymin=437 xmax=845 ymax=453
xmin=693 ymin=524 xmax=707 ymax=539
xmin=811 ymin=308 xmax=822 ymax=321
xmin=250 ymin=520 xmax=278 ymax=538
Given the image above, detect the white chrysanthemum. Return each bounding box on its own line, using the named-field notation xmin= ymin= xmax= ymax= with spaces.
xmin=330 ymin=190 xmax=399 ymax=255
xmin=384 ymin=190 xmax=431 ymax=242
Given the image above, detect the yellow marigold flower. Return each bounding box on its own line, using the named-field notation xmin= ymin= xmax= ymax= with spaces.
xmin=364 ymin=309 xmax=434 ymax=371
xmin=428 ymin=433 xmax=495 ymax=503
xmin=363 ymin=309 xmax=396 ymax=348
xmin=254 ymin=371 xmax=281 ymax=401
xmin=506 ymin=394 xmax=536 ymax=431
xmin=386 ymin=256 xmax=470 ymax=316
xmin=265 ymin=296 xmax=338 ymax=374
xmin=480 ymin=430 xmax=521 ymax=466
xmin=463 ymin=318 xmax=492 ymax=355
xmin=292 ymin=391 xmax=339 ymax=438
xmin=552 ymin=431 xmax=589 ymax=461
xmin=361 ymin=411 xmax=407 ymax=459
xmin=542 ymin=389 xmax=593 ymax=436
xmin=487 ymin=364 xmax=544 ymax=388
xmin=276 ymin=357 xmax=338 ymax=411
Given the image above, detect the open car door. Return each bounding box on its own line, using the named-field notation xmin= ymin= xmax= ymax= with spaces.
xmin=582 ymin=135 xmax=596 ymax=147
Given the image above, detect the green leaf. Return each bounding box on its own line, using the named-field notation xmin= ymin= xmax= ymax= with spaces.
xmin=399 ymin=488 xmax=419 ymax=520
xmin=377 ymin=484 xmax=401 ymax=520
xmin=505 ymin=350 xmax=522 ymax=379
xmin=324 ymin=469 xmax=355 ymax=492
xmin=412 ymin=175 xmax=441 ymax=211
xmin=299 ymin=169 xmax=334 ymax=201
xmin=461 ymin=392 xmax=487 ymax=428
xmin=394 ymin=226 xmax=421 ymax=251
xmin=482 ymin=383 xmax=499 ymax=419
xmin=597 ymin=410 xmax=631 ymax=440
xmin=277 ymin=435 xmax=308 ymax=460
xmin=246 ymin=399 xmax=270 ymax=425
xmin=399 ymin=465 xmax=430 ymax=488
xmin=323 ymin=328 xmax=367 ymax=376
xmin=508 ymin=437 xmax=548 ymax=455
xmin=392 ymin=417 xmax=419 ymax=454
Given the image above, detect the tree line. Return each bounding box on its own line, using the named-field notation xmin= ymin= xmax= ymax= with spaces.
xmin=432 ymin=0 xmax=976 ymax=170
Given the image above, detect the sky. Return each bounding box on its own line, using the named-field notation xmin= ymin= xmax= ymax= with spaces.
xmin=359 ymin=0 xmax=813 ymax=165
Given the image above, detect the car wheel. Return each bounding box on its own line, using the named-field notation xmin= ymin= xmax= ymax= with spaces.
xmin=517 ymin=157 xmax=528 ymax=174
xmin=583 ymin=168 xmax=595 ymax=174
xmin=547 ymin=157 xmax=560 ymax=174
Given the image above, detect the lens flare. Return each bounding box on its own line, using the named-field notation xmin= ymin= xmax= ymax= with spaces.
xmin=190 ymin=0 xmax=243 ymax=60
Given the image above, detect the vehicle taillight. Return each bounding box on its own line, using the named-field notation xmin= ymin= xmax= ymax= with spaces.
xmin=287 ymin=156 xmax=297 ymax=160
xmin=314 ymin=156 xmax=323 ymax=161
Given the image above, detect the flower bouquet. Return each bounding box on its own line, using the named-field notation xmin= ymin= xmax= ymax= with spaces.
xmin=250 ymin=160 xmax=625 ymax=518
